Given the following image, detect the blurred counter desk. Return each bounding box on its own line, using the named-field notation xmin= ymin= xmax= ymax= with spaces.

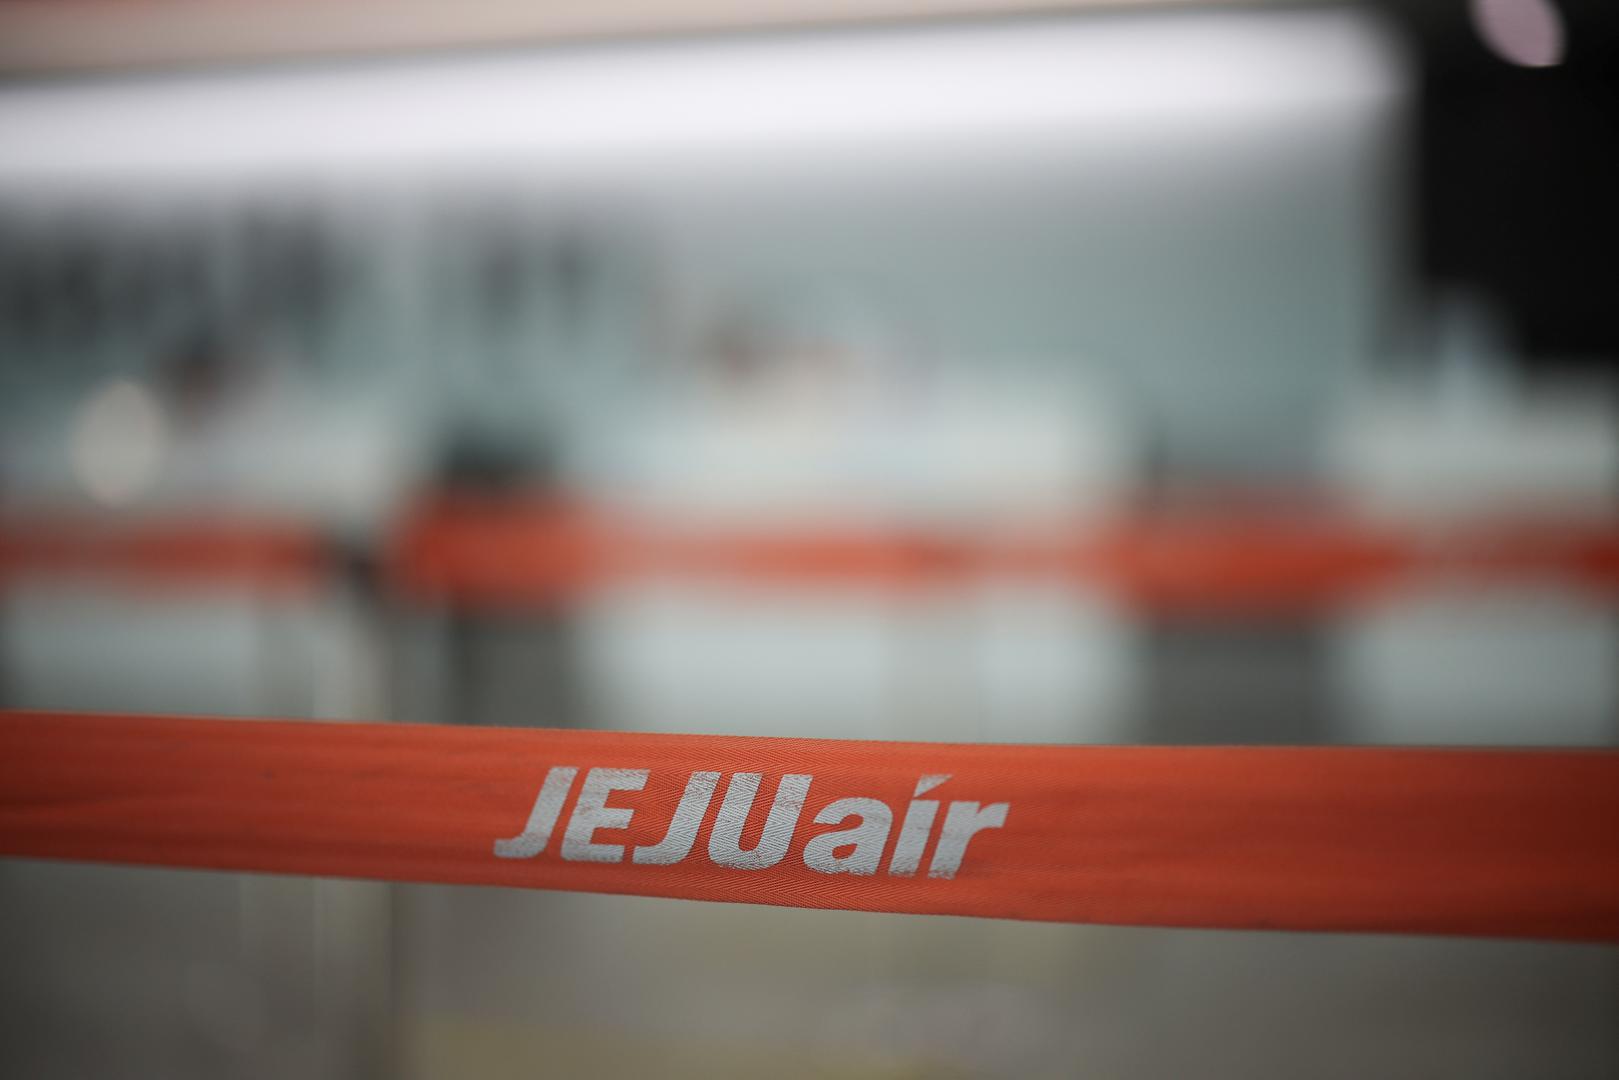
xmin=0 ymin=507 xmax=394 ymax=1080
xmin=386 ymin=489 xmax=1619 ymax=746
xmin=1328 ymin=380 xmax=1619 ymax=748
xmin=0 ymin=508 xmax=383 ymax=720
xmin=4 ymin=490 xmax=1615 ymax=743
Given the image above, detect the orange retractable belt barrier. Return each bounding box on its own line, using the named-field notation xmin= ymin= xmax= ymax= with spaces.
xmin=388 ymin=495 xmax=1619 ymax=614
xmin=3 ymin=710 xmax=1618 ymax=941
xmin=0 ymin=513 xmax=327 ymax=592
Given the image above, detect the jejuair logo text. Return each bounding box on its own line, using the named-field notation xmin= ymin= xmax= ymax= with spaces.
xmin=494 ymin=769 xmax=1008 ymax=878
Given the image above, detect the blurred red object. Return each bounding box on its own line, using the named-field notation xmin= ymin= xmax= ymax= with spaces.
xmin=0 ymin=511 xmax=329 ymax=594
xmin=388 ymin=491 xmax=1619 ymax=614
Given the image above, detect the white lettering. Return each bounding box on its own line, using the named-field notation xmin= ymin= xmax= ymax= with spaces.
xmin=493 ymin=766 xmax=578 ymax=859
xmin=888 ymin=774 xmax=950 ymax=876
xmin=498 ymin=766 xmax=1008 ymax=879
xmin=708 ymin=772 xmax=812 ymax=870
xmin=803 ymin=797 xmax=893 ymax=875
xmin=561 ymin=767 xmax=648 ymax=863
xmin=928 ymin=800 xmax=1009 ymax=879
xmin=633 ymin=770 xmax=720 ymax=865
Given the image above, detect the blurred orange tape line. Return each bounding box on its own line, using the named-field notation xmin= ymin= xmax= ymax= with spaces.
xmin=387 ymin=494 xmax=1619 ymax=614
xmin=4 ymin=710 xmax=1617 ymax=941
xmin=0 ymin=513 xmax=328 ymax=592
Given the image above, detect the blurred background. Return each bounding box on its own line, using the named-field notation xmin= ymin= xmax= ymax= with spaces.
xmin=1 ymin=0 xmax=1617 ymax=1075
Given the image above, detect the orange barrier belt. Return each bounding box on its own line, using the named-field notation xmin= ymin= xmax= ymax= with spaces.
xmin=3 ymin=710 xmax=1618 ymax=941
xmin=0 ymin=513 xmax=327 ymax=592
xmin=387 ymin=494 xmax=1619 ymax=614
